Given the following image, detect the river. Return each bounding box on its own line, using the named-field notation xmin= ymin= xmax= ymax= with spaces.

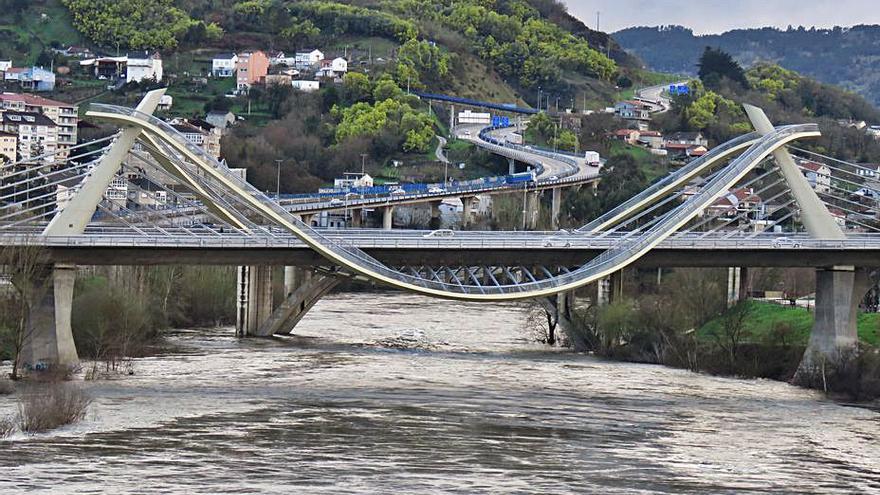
xmin=1 ymin=292 xmax=879 ymax=494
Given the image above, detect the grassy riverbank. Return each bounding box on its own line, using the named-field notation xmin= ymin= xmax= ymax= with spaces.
xmin=699 ymin=301 xmax=880 ymax=347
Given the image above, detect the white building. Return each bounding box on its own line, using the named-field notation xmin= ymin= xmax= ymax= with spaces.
xmin=0 ymin=60 xmax=11 ymax=72
xmin=126 ymin=51 xmax=163 ymax=83
xmin=211 ymin=53 xmax=238 ymax=77
xmin=105 ymin=175 xmax=128 ymax=209
xmin=158 ymin=95 xmax=173 ymax=111
xmin=458 ymin=110 xmax=491 ymax=125
xmin=317 ymin=57 xmax=349 ymax=78
xmin=333 ymin=172 xmax=373 ymax=189
xmin=295 ymin=49 xmax=324 ymax=69
xmin=1 ymin=111 xmax=58 ymax=164
xmin=800 ymin=161 xmax=832 ymax=195
xmin=268 ymin=51 xmax=295 ymax=66
xmin=0 ymin=93 xmax=78 ymax=160
xmin=291 ymin=80 xmax=320 ymax=92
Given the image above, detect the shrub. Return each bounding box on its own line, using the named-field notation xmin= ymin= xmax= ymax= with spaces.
xmin=0 ymin=379 xmax=14 ymax=395
xmin=17 ymin=384 xmax=91 ymax=434
xmin=0 ymin=415 xmax=14 ymax=437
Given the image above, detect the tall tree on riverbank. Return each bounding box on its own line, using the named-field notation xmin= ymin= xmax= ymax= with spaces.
xmin=0 ymin=242 xmax=47 ymax=380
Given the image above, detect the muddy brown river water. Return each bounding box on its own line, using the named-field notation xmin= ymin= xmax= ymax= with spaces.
xmin=1 ymin=292 xmax=879 ymax=494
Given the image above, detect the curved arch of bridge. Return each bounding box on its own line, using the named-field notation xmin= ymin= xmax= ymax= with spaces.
xmin=86 ymin=104 xmax=819 ymax=301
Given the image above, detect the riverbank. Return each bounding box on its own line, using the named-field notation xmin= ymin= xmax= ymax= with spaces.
xmin=570 ymin=298 xmax=880 ymax=402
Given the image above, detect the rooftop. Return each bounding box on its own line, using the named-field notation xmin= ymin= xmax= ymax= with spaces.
xmin=0 ymin=92 xmax=74 ymax=108
xmin=2 ymin=111 xmax=57 ymax=126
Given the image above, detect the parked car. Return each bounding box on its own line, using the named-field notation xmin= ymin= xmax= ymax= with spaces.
xmin=772 ymin=237 xmax=802 ymax=248
xmin=423 ymin=229 xmax=455 ymax=238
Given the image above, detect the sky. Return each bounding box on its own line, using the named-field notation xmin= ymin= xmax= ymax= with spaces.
xmin=561 ymin=0 xmax=880 ymax=35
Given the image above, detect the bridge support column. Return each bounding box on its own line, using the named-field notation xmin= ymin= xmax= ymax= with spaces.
xmin=351 ymin=209 xmax=363 ymax=228
xmin=302 ymin=214 xmax=315 ymax=227
xmin=551 ymin=188 xmax=562 ymax=231
xmin=797 ymin=267 xmax=870 ymax=377
xmin=449 ymin=104 xmax=455 ymax=137
xmin=19 ymin=264 xmax=79 ymax=373
xmin=508 ymin=157 xmax=516 ymax=175
xmin=525 ymin=191 xmax=540 ymax=230
xmin=382 ymin=206 xmax=394 ymax=230
xmin=236 ymin=265 xmax=274 ymax=337
xmin=542 ymin=291 xmax=590 ymax=352
xmin=253 ymin=267 xmax=341 ymax=337
xmin=430 ymin=201 xmax=442 ymax=229
xmin=461 ymin=196 xmax=477 ymax=227
xmin=726 ymin=267 xmax=748 ymax=307
xmin=597 ymin=270 xmax=624 ymax=305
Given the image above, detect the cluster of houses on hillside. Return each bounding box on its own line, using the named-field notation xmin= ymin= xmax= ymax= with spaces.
xmin=838 ymin=119 xmax=880 ymax=141
xmin=611 ymin=128 xmax=710 ymax=160
xmin=0 ymin=62 xmax=56 ymax=92
xmin=212 ymin=48 xmax=349 ymax=95
xmin=0 ymin=92 xmax=78 ymax=164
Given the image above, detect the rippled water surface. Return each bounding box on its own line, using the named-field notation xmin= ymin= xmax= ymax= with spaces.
xmin=1 ymin=292 xmax=879 ymax=494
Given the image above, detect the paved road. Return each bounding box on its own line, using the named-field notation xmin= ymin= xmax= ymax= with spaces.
xmin=453 ymin=124 xmax=596 ymax=181
xmin=435 ymin=135 xmax=449 ymax=164
xmin=635 ymin=82 xmax=686 ymax=115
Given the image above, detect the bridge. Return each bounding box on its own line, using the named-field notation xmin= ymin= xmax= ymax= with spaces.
xmin=1 ymin=89 xmax=878 ymax=376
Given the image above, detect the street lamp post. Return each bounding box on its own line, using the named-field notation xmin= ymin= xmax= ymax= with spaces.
xmin=275 ymin=159 xmax=282 ymax=199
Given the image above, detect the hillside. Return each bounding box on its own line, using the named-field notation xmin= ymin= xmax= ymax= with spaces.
xmin=0 ymin=0 xmax=657 ymax=108
xmin=614 ymin=25 xmax=880 ymax=106
xmin=1 ymin=0 xmax=665 ymax=194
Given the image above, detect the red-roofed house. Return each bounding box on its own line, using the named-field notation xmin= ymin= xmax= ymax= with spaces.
xmin=612 ymin=129 xmax=640 ymax=144
xmin=636 ymin=130 xmax=664 ymax=149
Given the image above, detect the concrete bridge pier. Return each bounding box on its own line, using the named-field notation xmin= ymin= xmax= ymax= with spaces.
xmin=19 ymin=263 xmax=79 ymax=372
xmin=430 ymin=201 xmax=442 ymax=229
xmin=525 ymin=191 xmax=540 ymax=230
xmin=381 ymin=206 xmax=394 ymax=230
xmin=550 ymin=188 xmax=562 ymax=231
xmin=726 ymin=267 xmax=748 ymax=307
xmin=508 ymin=157 xmax=516 ymax=175
xmin=597 ymin=270 xmax=624 ymax=306
xmin=461 ymin=196 xmax=477 ymax=227
xmin=542 ymin=291 xmax=590 ymax=352
xmin=798 ymin=267 xmax=871 ymax=375
xmin=350 ymin=209 xmax=363 ymax=228
xmin=237 ymin=265 xmax=340 ymax=337
xmin=236 ymin=265 xmax=274 ymax=337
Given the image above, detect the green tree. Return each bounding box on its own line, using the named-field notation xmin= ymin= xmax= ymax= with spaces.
xmin=342 ymin=72 xmax=372 ymax=104
xmin=698 ymin=46 xmax=749 ymax=89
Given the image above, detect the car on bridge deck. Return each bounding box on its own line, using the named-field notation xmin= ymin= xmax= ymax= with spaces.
xmin=428 ymin=187 xmax=445 ymax=194
xmin=772 ymin=237 xmax=802 ymax=248
xmin=390 ymin=187 xmax=406 ymax=196
xmin=423 ymin=229 xmax=455 ymax=238
xmin=542 ymin=235 xmax=572 ymax=248
xmin=329 ymin=198 xmax=344 ymax=206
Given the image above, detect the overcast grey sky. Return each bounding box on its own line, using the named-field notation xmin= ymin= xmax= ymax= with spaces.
xmin=562 ymin=1 xmax=880 ymax=35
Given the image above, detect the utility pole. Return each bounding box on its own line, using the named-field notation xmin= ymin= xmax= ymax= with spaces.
xmin=275 ymin=159 xmax=282 ymax=198
xmin=360 ymin=153 xmax=367 ymax=174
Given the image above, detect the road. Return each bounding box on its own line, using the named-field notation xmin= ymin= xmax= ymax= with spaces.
xmin=635 ymin=81 xmax=687 ymax=115
xmin=435 ymin=135 xmax=449 ymax=164
xmin=6 ymin=231 xmax=879 ymax=268
xmin=453 ymin=124 xmax=597 ymax=181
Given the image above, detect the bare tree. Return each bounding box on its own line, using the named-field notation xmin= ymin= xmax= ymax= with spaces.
xmin=709 ymin=300 xmax=755 ymax=372
xmin=1 ymin=241 xmax=48 ymax=380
